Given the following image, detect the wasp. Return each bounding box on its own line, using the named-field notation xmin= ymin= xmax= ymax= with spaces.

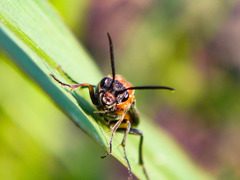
xmin=50 ymin=33 xmax=174 ymax=180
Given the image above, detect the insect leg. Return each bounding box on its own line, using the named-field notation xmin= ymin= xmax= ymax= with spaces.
xmin=101 ymin=112 xmax=126 ymax=159
xmin=117 ymin=128 xmax=149 ymax=180
xmin=50 ymin=74 xmax=97 ymax=104
xmin=56 ymin=65 xmax=80 ymax=84
xmin=121 ymin=121 xmax=133 ymax=180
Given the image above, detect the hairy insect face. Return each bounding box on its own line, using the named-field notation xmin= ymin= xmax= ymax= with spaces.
xmin=97 ymin=77 xmax=129 ymax=111
xmin=100 ymin=91 xmax=116 ymax=109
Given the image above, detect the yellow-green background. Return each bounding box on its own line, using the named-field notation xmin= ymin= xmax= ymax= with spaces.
xmin=0 ymin=0 xmax=239 ymax=179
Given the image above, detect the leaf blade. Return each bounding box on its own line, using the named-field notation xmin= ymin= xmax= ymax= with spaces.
xmin=0 ymin=0 xmax=213 ymax=179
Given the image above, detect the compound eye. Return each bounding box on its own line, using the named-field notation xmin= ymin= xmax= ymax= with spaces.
xmin=121 ymin=91 xmax=129 ymax=102
xmin=99 ymin=77 xmax=112 ymax=88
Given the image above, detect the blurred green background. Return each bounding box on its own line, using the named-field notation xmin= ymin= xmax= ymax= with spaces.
xmin=0 ymin=0 xmax=240 ymax=179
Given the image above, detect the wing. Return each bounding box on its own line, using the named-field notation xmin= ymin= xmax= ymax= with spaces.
xmin=126 ymin=100 xmax=140 ymax=127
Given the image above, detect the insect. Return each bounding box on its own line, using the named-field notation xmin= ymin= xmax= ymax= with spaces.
xmin=50 ymin=33 xmax=174 ymax=180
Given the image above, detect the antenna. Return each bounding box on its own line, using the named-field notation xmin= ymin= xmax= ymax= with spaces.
xmin=117 ymin=86 xmax=175 ymax=93
xmin=107 ymin=32 xmax=115 ymax=88
xmin=127 ymin=86 xmax=175 ymax=91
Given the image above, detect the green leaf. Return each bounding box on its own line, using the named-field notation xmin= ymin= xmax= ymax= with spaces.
xmin=0 ymin=0 xmax=213 ymax=179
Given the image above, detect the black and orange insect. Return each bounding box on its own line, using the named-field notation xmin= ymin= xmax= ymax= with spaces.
xmin=50 ymin=33 xmax=174 ymax=180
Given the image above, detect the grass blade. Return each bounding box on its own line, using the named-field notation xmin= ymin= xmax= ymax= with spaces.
xmin=0 ymin=0 xmax=212 ymax=179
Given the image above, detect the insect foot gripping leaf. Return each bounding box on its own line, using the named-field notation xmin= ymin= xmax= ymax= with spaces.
xmin=50 ymin=33 xmax=174 ymax=180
